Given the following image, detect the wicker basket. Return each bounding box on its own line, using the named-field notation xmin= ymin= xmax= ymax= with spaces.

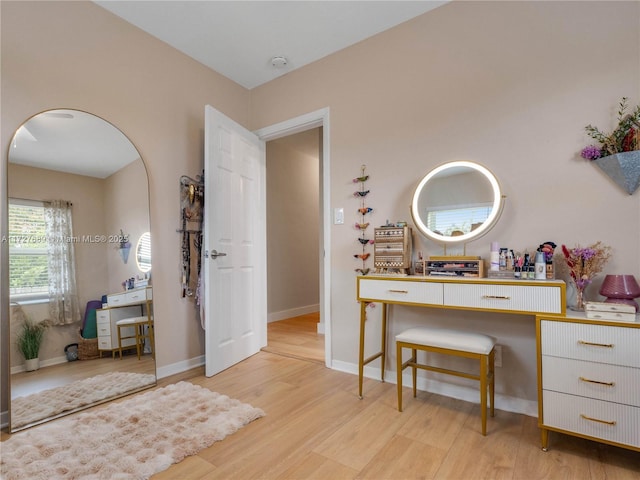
xmin=77 ymin=328 xmax=100 ymax=360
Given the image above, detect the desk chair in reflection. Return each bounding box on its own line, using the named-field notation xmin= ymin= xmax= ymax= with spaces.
xmin=115 ymin=315 xmax=154 ymax=360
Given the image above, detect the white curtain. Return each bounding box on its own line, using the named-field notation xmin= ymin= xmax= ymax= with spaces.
xmin=44 ymin=200 xmax=81 ymax=325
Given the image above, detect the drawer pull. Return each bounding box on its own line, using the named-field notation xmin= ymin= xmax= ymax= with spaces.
xmin=580 ymin=414 xmax=616 ymax=426
xmin=481 ymin=295 xmax=511 ymax=300
xmin=579 ymin=376 xmax=615 ymax=387
xmin=388 ymin=289 xmax=409 ymax=294
xmin=578 ymin=340 xmax=614 ymax=348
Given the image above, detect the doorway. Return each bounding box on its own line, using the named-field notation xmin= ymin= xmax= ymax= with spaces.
xmin=254 ymin=108 xmax=330 ymax=366
xmin=263 ymin=128 xmax=324 ymax=363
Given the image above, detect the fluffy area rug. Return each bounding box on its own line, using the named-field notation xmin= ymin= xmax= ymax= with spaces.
xmin=11 ymin=371 xmax=157 ymax=430
xmin=1 ymin=381 xmax=266 ymax=480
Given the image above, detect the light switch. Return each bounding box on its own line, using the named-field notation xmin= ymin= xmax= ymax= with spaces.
xmin=334 ymin=207 xmax=344 ymax=225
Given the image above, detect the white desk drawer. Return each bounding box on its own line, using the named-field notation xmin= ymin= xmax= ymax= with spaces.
xmin=542 ymin=356 xmax=640 ymax=407
xmin=358 ymin=279 xmax=443 ymax=305
xmin=542 ymin=390 xmax=640 ymax=448
xmin=97 ymin=336 xmax=112 ymax=350
xmin=107 ymin=287 xmax=152 ymax=307
xmin=96 ymin=322 xmax=111 ymax=338
xmin=443 ymin=283 xmax=562 ymax=314
xmin=541 ymin=320 xmax=640 ymax=367
xmin=125 ymin=288 xmax=152 ymax=304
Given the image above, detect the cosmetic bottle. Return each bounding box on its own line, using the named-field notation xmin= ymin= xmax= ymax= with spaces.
xmin=514 ymin=265 xmax=521 ymax=279
xmin=490 ymin=242 xmax=499 ymax=271
xmin=499 ymin=248 xmax=507 ymax=271
xmin=535 ymin=251 xmax=546 ymax=280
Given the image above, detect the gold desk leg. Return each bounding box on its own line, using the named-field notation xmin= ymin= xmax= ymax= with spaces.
xmin=380 ymin=302 xmax=387 ymax=383
xmin=358 ymin=301 xmax=366 ymax=399
xmin=541 ymin=428 xmax=549 ymax=451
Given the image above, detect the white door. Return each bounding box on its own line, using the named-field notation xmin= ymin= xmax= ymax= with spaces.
xmin=204 ymin=105 xmax=266 ymax=377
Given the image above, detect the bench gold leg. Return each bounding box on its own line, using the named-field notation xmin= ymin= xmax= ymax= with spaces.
xmin=480 ymin=353 xmax=488 ymax=436
xmin=396 ymin=341 xmax=403 ymax=412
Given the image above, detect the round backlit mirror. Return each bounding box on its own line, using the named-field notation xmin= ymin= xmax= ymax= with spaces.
xmin=136 ymin=231 xmax=151 ymax=272
xmin=411 ymin=161 xmax=504 ymax=244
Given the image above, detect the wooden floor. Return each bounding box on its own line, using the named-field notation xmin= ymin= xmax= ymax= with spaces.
xmin=4 ymin=316 xmax=640 ymax=479
xmin=262 ymin=312 xmax=324 ymax=363
xmin=151 ymin=353 xmax=640 ymax=480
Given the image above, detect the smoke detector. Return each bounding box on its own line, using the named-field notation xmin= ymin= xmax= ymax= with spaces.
xmin=271 ymin=56 xmax=288 ymax=68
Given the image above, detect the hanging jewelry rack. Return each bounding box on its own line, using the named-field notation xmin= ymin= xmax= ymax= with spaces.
xmin=176 ymin=172 xmax=204 ymax=297
xmin=353 ymin=165 xmax=373 ymax=276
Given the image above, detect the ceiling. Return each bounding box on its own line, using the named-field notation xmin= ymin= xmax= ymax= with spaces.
xmin=94 ymin=1 xmax=447 ymax=89
xmin=9 ymin=110 xmax=141 ymax=179
xmin=10 ymin=1 xmax=447 ymax=177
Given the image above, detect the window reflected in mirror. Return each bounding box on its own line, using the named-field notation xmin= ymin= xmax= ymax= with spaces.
xmin=136 ymin=232 xmax=151 ymax=273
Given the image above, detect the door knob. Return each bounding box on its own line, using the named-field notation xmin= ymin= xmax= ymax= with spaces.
xmin=209 ymin=249 xmax=227 ymax=259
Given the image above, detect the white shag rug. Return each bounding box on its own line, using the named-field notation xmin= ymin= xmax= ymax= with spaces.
xmin=1 ymin=381 xmax=266 ymax=480
xmin=11 ymin=371 xmax=157 ymax=430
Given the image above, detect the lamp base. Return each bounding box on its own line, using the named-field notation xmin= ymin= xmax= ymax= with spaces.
xmin=604 ymin=297 xmax=639 ymax=312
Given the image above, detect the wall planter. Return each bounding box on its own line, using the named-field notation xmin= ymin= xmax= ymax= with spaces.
xmin=593 ymin=151 xmax=640 ymax=195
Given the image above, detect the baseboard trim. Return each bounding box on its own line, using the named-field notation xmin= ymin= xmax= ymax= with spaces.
xmin=268 ymin=304 xmax=320 ymax=323
xmin=11 ymin=354 xmax=68 ymax=375
xmin=155 ymin=355 xmax=205 ymax=380
xmin=330 ymin=359 xmax=538 ymax=418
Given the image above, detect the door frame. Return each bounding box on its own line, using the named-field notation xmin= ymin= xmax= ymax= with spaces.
xmin=254 ymin=108 xmax=331 ymax=368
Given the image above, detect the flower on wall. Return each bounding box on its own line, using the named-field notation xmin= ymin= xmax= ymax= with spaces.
xmin=580 ymin=97 xmax=640 ymax=160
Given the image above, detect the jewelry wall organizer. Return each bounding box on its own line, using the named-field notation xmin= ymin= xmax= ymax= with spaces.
xmin=354 ymin=165 xmax=373 ymax=275
xmin=176 ymin=173 xmax=204 ymax=299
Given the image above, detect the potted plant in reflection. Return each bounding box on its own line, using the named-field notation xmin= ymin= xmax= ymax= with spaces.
xmin=16 ymin=318 xmax=49 ymax=371
xmin=581 ymin=97 xmax=640 ymax=195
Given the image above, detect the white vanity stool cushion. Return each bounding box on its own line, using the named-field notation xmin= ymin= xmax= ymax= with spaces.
xmin=396 ymin=327 xmax=496 ymax=354
xmin=116 ymin=316 xmax=152 ymax=360
xmin=116 ymin=316 xmax=148 ymax=327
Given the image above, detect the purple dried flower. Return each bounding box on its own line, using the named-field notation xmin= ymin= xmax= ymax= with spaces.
xmin=581 ymin=145 xmax=602 ymax=160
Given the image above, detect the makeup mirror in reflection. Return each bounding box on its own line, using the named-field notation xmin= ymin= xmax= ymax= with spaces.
xmin=7 ymin=109 xmax=156 ymax=432
xmin=410 ymin=161 xmax=504 ymax=245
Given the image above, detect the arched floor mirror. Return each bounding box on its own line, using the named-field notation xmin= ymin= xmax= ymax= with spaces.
xmin=7 ymin=109 xmax=156 ymax=431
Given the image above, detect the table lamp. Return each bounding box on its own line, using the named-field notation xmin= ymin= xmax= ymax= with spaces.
xmin=599 ymin=274 xmax=640 ymax=312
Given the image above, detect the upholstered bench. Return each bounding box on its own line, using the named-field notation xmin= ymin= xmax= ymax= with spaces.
xmin=396 ymin=326 xmax=496 ymax=435
xmin=116 ymin=316 xmax=154 ymax=360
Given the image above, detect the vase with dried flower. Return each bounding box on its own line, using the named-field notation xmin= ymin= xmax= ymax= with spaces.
xmin=561 ymin=241 xmax=611 ymax=311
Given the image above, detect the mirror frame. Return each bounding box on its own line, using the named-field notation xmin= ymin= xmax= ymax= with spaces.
xmin=410 ymin=160 xmax=504 ymax=244
xmin=6 ymin=108 xmax=155 ymax=432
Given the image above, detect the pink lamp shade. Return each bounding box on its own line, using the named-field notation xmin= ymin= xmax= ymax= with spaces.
xmin=599 ymin=274 xmax=640 ymax=311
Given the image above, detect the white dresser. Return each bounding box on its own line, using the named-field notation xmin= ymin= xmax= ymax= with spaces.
xmin=97 ymin=287 xmax=153 ymax=357
xmin=356 ymin=276 xmax=566 ymax=398
xmin=537 ymin=313 xmax=640 ymax=452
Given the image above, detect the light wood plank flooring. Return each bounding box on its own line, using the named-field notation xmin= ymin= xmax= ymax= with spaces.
xmin=262 ymin=312 xmax=324 ymax=364
xmin=151 ymin=353 xmax=640 ymax=480
xmin=4 ymin=319 xmax=639 ymax=479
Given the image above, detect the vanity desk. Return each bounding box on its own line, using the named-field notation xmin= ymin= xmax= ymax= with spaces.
xmin=537 ymin=312 xmax=640 ymax=452
xmin=356 ymin=275 xmax=566 ymax=398
xmin=96 ymin=286 xmax=153 ymax=357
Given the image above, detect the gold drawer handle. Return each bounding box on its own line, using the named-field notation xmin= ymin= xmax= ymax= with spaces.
xmin=579 ymin=376 xmax=615 ymax=387
xmin=580 ymin=414 xmax=616 ymax=426
xmin=482 ymin=295 xmax=511 ymax=300
xmin=388 ymin=289 xmax=409 ymax=294
xmin=578 ymin=340 xmax=614 ymax=348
